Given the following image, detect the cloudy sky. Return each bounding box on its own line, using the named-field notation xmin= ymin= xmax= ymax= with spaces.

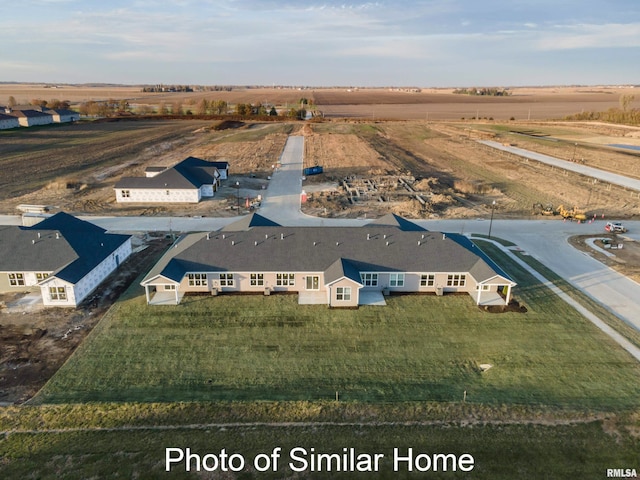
xmin=1 ymin=0 xmax=638 ymax=86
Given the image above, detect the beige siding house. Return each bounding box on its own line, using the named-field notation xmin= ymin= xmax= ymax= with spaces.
xmin=141 ymin=213 xmax=515 ymax=308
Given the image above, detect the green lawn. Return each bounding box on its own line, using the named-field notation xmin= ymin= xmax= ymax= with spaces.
xmin=33 ymin=263 xmax=640 ymax=407
xmin=7 ymin=240 xmax=640 ymax=478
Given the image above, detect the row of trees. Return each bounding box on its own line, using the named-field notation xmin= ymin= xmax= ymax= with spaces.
xmin=563 ymin=106 xmax=640 ymax=126
xmin=76 ymin=98 xmax=309 ymax=119
xmin=453 ymin=87 xmax=511 ymax=96
xmin=5 ymin=96 xmax=71 ymax=109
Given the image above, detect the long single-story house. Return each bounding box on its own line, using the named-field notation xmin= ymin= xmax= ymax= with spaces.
xmin=141 ymin=213 xmax=515 ymax=307
xmin=114 ymin=156 xmax=223 ymax=203
xmin=0 ymin=112 xmax=20 ymax=130
xmin=0 ymin=212 xmax=132 ymax=307
xmin=45 ymin=108 xmax=80 ymax=123
xmin=5 ymin=108 xmax=54 ymax=127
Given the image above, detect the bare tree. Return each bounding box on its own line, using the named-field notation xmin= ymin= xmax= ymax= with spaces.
xmin=620 ymin=94 xmax=635 ymax=112
xmin=8 ymin=96 xmax=16 ymax=107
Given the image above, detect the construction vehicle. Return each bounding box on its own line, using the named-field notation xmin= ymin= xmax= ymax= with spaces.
xmin=556 ymin=205 xmax=587 ymax=222
xmin=532 ymin=203 xmax=555 ymax=216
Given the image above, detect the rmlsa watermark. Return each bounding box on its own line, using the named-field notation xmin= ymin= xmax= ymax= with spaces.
xmin=607 ymin=468 xmax=637 ymax=478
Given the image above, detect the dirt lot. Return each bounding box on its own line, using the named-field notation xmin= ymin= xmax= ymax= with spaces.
xmin=569 ymin=234 xmax=640 ymax=284
xmin=0 ymin=235 xmax=171 ymax=405
xmin=300 ymin=120 xmax=640 ymax=220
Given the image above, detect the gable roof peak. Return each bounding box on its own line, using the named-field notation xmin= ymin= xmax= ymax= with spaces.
xmin=365 ymin=213 xmax=426 ymax=231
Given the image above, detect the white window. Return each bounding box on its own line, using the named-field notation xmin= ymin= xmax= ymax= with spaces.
xmin=389 ymin=273 xmax=405 ymax=287
xmin=250 ymin=273 xmax=264 ymax=286
xmin=420 ymin=274 xmax=435 ymax=287
xmin=49 ymin=286 xmax=67 ymax=301
xmin=36 ymin=272 xmax=50 ymax=281
xmin=121 ymin=190 xmax=130 ymax=198
xmin=220 ymin=273 xmax=234 ymax=287
xmin=188 ymin=273 xmax=207 ymax=286
xmin=336 ymin=286 xmax=351 ymax=301
xmin=447 ymin=274 xmax=466 ymax=287
xmin=8 ymin=273 xmax=25 ymax=286
xmin=164 ymin=285 xmax=176 ymax=290
xmin=360 ymin=273 xmax=378 ymax=286
xmin=276 ymin=273 xmax=295 ymax=286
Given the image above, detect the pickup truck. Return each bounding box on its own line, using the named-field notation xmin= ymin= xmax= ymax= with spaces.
xmin=605 ymin=221 xmax=627 ymax=233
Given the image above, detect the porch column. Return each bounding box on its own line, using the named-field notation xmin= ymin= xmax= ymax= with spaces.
xmin=175 ymin=286 xmax=179 ymax=305
xmin=505 ymin=285 xmax=512 ymax=305
xmin=476 ymin=285 xmax=482 ymax=305
xmin=145 ymin=285 xmax=150 ymax=304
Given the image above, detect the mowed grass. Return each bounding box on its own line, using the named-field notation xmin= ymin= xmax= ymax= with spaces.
xmin=3 ymin=420 xmax=639 ymax=479
xmin=34 ymin=255 xmax=640 ymax=408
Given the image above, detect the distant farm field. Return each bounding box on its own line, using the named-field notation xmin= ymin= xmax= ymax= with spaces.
xmin=33 ymin=245 xmax=640 ymax=408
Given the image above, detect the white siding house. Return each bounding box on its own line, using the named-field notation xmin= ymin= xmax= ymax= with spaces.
xmin=0 ymin=112 xmax=20 ymax=130
xmin=0 ymin=212 xmax=132 ymax=307
xmin=115 ymin=157 xmax=222 ymax=204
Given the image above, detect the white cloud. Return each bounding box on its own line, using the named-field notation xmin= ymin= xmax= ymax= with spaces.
xmin=535 ymin=23 xmax=640 ymax=50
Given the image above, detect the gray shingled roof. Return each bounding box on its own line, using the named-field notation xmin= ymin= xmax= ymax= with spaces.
xmin=142 ymin=215 xmax=513 ymax=285
xmin=115 ymin=157 xmax=219 ymax=190
xmin=0 ymin=212 xmax=130 ymax=284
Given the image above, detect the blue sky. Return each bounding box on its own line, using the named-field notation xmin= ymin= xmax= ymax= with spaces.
xmin=1 ymin=0 xmax=638 ymax=86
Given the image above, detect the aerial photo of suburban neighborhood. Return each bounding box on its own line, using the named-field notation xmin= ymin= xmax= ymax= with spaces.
xmin=1 ymin=1 xmax=640 ymax=479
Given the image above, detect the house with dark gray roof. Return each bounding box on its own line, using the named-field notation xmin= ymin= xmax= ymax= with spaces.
xmin=140 ymin=213 xmax=515 ymax=307
xmin=114 ymin=156 xmax=224 ymax=203
xmin=4 ymin=107 xmax=53 ymax=127
xmin=0 ymin=112 xmax=20 ymax=130
xmin=44 ymin=108 xmax=80 ymax=123
xmin=0 ymin=212 xmax=132 ymax=307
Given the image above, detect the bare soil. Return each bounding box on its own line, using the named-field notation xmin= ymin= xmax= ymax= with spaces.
xmin=569 ymin=234 xmax=640 ymax=284
xmin=0 ymin=236 xmax=171 ymax=405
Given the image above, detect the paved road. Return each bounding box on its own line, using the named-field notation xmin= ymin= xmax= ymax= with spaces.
xmin=418 ymin=218 xmax=640 ymax=331
xmin=480 ymin=140 xmax=640 ymax=192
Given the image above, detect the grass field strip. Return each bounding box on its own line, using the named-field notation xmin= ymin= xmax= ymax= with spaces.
xmin=482 ymin=239 xmax=640 ymax=362
xmin=0 ymin=417 xmax=603 ymax=437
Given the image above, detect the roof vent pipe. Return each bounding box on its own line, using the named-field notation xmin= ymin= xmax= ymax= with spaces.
xmin=206 ymin=233 xmax=210 ymax=240
xmin=254 ymin=241 xmax=258 ymax=246
xmin=56 ymin=233 xmax=60 ymax=239
xmin=418 ymin=241 xmax=421 ymax=246
xmin=442 ymin=234 xmax=446 ymax=240
xmin=232 ymin=240 xmax=235 ymax=246
xmin=367 ymin=233 xmax=370 ymax=240
xmin=37 ymin=232 xmax=41 ymax=239
xmin=386 ymin=241 xmax=389 ymax=246
xmin=336 ymin=242 xmax=339 ymax=246
xmin=421 ymin=234 xmax=425 ymax=239
xmin=281 ymin=233 xmax=284 ymax=240
xmin=313 ymin=241 xmax=317 ymax=246
xmin=32 ymin=239 xmax=35 ymax=244
xmin=222 ymin=234 xmax=226 ymax=239
xmin=265 ymin=234 xmax=268 ymax=239
xmin=383 ymin=234 xmax=387 ymax=239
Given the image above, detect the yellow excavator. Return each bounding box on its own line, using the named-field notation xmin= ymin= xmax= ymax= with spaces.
xmin=556 ymin=205 xmax=587 ymax=222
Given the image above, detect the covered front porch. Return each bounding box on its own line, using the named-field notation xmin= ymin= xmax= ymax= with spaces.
xmin=143 ymin=284 xmax=184 ymax=305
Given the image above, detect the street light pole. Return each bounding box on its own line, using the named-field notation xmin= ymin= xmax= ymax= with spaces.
xmin=488 ymin=200 xmax=496 ymax=239
xmin=235 ymin=181 xmax=240 ymax=211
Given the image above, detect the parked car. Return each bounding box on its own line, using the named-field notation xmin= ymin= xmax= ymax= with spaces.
xmin=605 ymin=221 xmax=627 ymax=233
